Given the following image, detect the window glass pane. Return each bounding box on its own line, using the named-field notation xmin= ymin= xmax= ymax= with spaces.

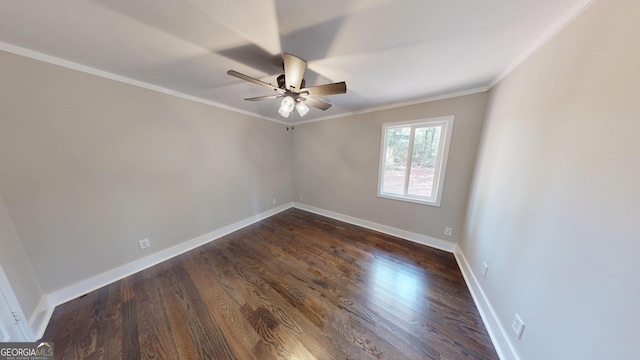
xmin=378 ymin=116 xmax=453 ymax=207
xmin=408 ymin=125 xmax=442 ymax=197
xmin=382 ymin=127 xmax=410 ymax=195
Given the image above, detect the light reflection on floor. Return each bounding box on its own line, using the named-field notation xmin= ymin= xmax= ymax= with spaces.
xmin=368 ymin=253 xmax=427 ymax=316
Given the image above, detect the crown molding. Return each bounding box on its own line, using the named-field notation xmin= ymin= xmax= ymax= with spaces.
xmin=293 ymin=86 xmax=490 ymax=125
xmin=0 ymin=41 xmax=287 ymax=125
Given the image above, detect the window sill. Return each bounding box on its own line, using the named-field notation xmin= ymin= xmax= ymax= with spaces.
xmin=377 ymin=193 xmax=441 ymax=207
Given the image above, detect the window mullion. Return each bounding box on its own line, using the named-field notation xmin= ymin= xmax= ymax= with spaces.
xmin=403 ymin=126 xmax=416 ymax=196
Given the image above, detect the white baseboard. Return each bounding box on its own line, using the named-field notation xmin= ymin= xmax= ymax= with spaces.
xmin=33 ymin=203 xmax=293 ymax=340
xmin=29 ymin=295 xmax=54 ymax=341
xmin=293 ymin=202 xmax=457 ymax=253
xmin=454 ymin=247 xmax=520 ymax=360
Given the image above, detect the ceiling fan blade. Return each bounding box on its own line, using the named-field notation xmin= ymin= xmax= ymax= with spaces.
xmin=245 ymin=95 xmax=283 ymax=101
xmin=301 ymin=82 xmax=347 ymax=97
xmin=301 ymin=96 xmax=332 ymax=111
xmin=283 ymin=53 xmax=307 ymax=91
xmin=227 ymin=70 xmax=282 ymax=93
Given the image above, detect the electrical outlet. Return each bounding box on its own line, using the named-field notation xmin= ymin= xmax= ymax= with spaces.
xmin=444 ymin=227 xmax=453 ymax=236
xmin=512 ymin=313 xmax=525 ymax=339
xmin=138 ymin=238 xmax=150 ymax=250
xmin=482 ymin=262 xmax=489 ymax=278
xmin=272 ymin=198 xmax=277 ymax=204
xmin=299 ymin=194 xmax=303 ymax=200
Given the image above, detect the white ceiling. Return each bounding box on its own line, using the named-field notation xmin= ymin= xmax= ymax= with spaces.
xmin=0 ymin=0 xmax=592 ymax=124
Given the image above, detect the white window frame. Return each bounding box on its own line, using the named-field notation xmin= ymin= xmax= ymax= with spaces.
xmin=377 ymin=115 xmax=455 ymax=207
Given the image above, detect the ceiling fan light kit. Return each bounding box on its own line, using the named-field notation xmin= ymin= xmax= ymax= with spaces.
xmin=227 ymin=53 xmax=347 ymax=119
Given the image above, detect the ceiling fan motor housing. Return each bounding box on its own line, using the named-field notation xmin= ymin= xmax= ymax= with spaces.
xmin=277 ymin=74 xmax=304 ymax=90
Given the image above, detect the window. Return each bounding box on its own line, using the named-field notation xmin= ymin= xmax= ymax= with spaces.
xmin=377 ymin=116 xmax=454 ymax=206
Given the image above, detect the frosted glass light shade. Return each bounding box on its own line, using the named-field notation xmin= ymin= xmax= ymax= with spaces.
xmin=296 ymin=101 xmax=310 ymax=117
xmin=278 ymin=106 xmax=291 ymax=118
xmin=278 ymin=96 xmax=295 ymax=117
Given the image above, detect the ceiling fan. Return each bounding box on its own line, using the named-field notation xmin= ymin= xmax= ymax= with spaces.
xmin=227 ymin=53 xmax=347 ymax=118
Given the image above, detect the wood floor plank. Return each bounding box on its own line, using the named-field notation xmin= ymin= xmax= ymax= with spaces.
xmin=154 ymin=260 xmax=200 ymax=359
xmin=121 ymin=277 xmax=140 ymax=360
xmin=183 ymin=253 xmax=259 ymax=359
xmin=132 ymin=269 xmax=180 ymax=360
xmin=42 ymin=208 xmax=499 ymax=360
xmin=81 ymin=286 xmax=108 ymax=360
xmin=164 ymin=263 xmax=238 ymax=359
xmin=99 ymin=281 xmax=123 ymax=360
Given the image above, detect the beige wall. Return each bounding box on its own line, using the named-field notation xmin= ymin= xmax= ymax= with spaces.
xmin=0 ymin=51 xmax=293 ymax=295
xmin=292 ymin=93 xmax=487 ymax=242
xmin=0 ymin=194 xmax=43 ymax=319
xmin=460 ymin=0 xmax=640 ymax=358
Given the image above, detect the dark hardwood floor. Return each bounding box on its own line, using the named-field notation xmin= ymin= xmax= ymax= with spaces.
xmin=42 ymin=208 xmax=498 ymax=359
